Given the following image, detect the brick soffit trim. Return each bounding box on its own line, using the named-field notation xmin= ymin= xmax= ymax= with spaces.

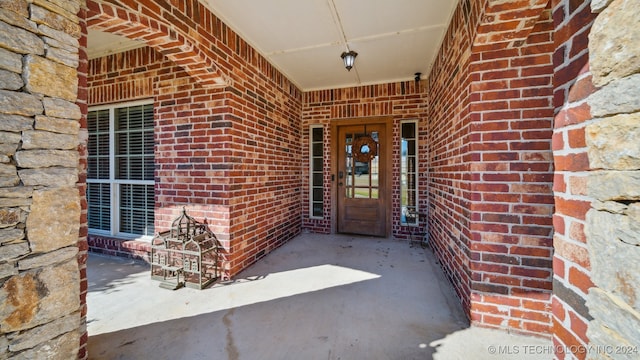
xmin=474 ymin=0 xmax=550 ymax=51
xmin=86 ymin=0 xmax=232 ymax=88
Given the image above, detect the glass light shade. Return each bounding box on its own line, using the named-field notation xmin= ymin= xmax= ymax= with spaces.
xmin=341 ymin=51 xmax=357 ymax=71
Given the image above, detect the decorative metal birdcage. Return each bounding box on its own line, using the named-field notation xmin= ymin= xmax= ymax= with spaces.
xmin=150 ymin=208 xmax=220 ymax=290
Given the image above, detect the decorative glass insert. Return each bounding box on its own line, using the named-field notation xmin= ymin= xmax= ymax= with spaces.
xmin=345 ymin=131 xmax=379 ymax=199
xmin=87 ymin=101 xmax=155 ymax=237
xmin=310 ymin=126 xmax=324 ymax=218
xmin=401 ymin=120 xmax=418 ymax=225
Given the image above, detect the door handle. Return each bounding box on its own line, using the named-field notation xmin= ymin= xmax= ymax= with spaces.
xmin=338 ymin=171 xmax=344 ymax=179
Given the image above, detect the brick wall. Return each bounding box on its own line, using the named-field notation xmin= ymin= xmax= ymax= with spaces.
xmin=86 ymin=46 xmax=217 ymax=261
xmin=81 ymin=1 xmax=637 ymax=356
xmin=301 ymin=82 xmax=428 ymax=239
xmin=428 ymin=0 xmax=556 ymax=336
xmin=550 ymin=0 xmax=596 ymax=358
xmin=427 ymin=0 xmax=485 ymax=316
xmin=85 ymin=0 xmax=303 ymax=279
xmin=469 ymin=2 xmax=556 ymax=336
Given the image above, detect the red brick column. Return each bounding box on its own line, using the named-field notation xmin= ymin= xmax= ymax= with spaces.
xmin=550 ymin=0 xmax=596 ymax=358
xmin=427 ymin=0 xmax=484 ymax=316
xmin=469 ymin=2 xmax=554 ymax=334
xmin=429 ymin=0 xmax=557 ymax=336
xmin=77 ymin=6 xmax=89 ymax=359
xmin=468 ymin=4 xmax=556 ymax=336
xmin=551 ymin=64 xmax=596 ymax=360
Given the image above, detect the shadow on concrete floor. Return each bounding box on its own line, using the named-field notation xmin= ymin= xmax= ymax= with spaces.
xmin=87 ymin=233 xmax=550 ymax=360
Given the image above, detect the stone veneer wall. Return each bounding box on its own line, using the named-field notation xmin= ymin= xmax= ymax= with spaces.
xmin=584 ymin=0 xmax=640 ymax=356
xmin=0 ymin=0 xmax=84 ymax=358
xmin=550 ymin=0 xmax=640 ymax=358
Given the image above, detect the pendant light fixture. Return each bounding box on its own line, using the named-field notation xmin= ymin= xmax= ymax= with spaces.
xmin=341 ymin=50 xmax=358 ymax=71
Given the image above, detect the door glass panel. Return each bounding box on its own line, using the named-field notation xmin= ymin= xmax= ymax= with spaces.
xmin=345 ymin=133 xmax=352 ymax=198
xmin=344 ymin=130 xmax=379 ymax=199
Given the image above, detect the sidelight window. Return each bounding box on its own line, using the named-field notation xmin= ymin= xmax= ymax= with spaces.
xmin=310 ymin=126 xmax=324 ymax=218
xmin=400 ymin=120 xmax=418 ymax=225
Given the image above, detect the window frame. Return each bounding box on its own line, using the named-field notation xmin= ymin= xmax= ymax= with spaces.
xmin=87 ymin=99 xmax=155 ymax=240
xmin=400 ymin=119 xmax=419 ymax=226
xmin=309 ymin=125 xmax=324 ymax=219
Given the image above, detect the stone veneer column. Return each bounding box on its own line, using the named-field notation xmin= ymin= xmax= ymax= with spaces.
xmin=584 ymin=0 xmax=640 ymax=356
xmin=0 ymin=0 xmax=84 ymax=358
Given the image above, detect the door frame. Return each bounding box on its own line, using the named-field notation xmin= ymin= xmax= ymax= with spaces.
xmin=330 ymin=116 xmax=393 ymax=237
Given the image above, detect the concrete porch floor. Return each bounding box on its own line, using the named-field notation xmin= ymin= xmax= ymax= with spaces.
xmin=87 ymin=233 xmax=551 ymax=359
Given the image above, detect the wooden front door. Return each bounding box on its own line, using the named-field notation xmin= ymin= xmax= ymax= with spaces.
xmin=336 ymin=122 xmax=388 ymax=237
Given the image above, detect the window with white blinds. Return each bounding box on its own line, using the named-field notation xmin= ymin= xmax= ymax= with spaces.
xmin=87 ymin=101 xmax=155 ymax=237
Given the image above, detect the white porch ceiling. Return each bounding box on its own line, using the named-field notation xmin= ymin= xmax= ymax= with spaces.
xmin=87 ymin=0 xmax=457 ymax=91
xmin=87 ymin=29 xmax=145 ymax=59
